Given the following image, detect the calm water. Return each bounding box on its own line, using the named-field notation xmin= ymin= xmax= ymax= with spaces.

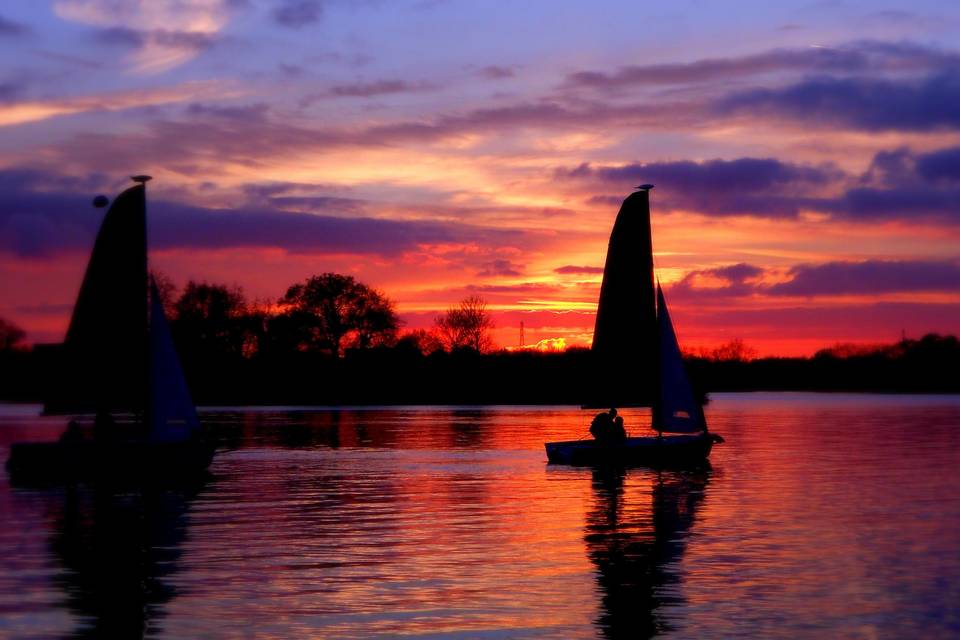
xmin=1 ymin=394 xmax=959 ymax=638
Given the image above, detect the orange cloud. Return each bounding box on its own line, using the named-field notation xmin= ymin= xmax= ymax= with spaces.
xmin=0 ymin=81 xmax=234 ymax=128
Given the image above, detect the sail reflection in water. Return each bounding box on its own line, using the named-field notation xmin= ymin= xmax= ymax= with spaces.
xmin=46 ymin=481 xmax=205 ymax=637
xmin=586 ymin=467 xmax=709 ymax=638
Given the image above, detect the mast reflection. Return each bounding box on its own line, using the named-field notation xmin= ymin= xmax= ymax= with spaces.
xmin=585 ymin=465 xmax=710 ymax=638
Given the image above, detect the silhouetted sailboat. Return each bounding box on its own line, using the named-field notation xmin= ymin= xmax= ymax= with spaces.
xmin=545 ymin=187 xmax=722 ymax=466
xmin=6 ymin=177 xmax=214 ymax=482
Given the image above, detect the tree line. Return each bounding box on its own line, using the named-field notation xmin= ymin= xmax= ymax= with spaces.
xmin=152 ymin=272 xmax=497 ymax=363
xmin=1 ymin=273 xmax=958 ymax=403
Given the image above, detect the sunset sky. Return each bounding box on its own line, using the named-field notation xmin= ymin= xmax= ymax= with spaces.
xmin=2 ymin=0 xmax=959 ymax=355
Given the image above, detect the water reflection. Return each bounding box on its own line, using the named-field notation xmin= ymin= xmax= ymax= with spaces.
xmin=4 ymin=399 xmax=958 ymax=637
xmin=586 ymin=466 xmax=710 ymax=638
xmin=45 ymin=480 xmax=206 ymax=638
xmin=206 ymin=408 xmax=503 ymax=451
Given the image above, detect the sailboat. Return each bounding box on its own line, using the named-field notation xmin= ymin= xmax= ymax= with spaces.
xmin=6 ymin=177 xmax=215 ymax=482
xmin=545 ymin=186 xmax=723 ymax=466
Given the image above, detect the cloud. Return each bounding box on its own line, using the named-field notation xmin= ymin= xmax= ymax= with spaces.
xmin=915 ymin=147 xmax=960 ymax=183
xmin=561 ymin=157 xmax=834 ymax=194
xmin=559 ymin=157 xmax=838 ymax=218
xmin=0 ymin=14 xmax=29 ymax=36
xmin=54 ymin=0 xmax=232 ymax=72
xmin=94 ymin=26 xmax=218 ymax=55
xmin=477 ymin=259 xmax=523 ymax=277
xmin=478 ymin=66 xmax=515 ymax=80
xmin=563 ymin=145 xmax=960 ymax=223
xmin=705 ymin=263 xmax=764 ymax=283
xmin=266 ymin=195 xmax=366 ymax=215
xmin=273 ymin=0 xmax=323 ymax=28
xmin=0 ymin=80 xmax=233 ymax=128
xmin=0 ymin=82 xmax=23 ymax=102
xmin=769 ymin=260 xmax=960 ymax=296
xmin=31 ymin=95 xmax=699 ymax=180
xmin=564 ymin=41 xmax=960 ymax=91
xmin=555 ymin=265 xmax=604 ymax=275
xmin=671 ymin=259 xmax=960 ymax=300
xmin=0 ymin=168 xmax=528 ymax=258
xmin=323 ymin=79 xmax=436 ymax=99
xmin=823 ymin=146 xmax=960 ymax=222
xmin=671 ymin=263 xmax=764 ymax=299
xmin=718 ymin=71 xmax=960 ymax=131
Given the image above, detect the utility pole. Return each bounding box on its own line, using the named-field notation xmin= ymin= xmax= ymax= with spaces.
xmin=520 ymin=321 xmax=525 ymax=348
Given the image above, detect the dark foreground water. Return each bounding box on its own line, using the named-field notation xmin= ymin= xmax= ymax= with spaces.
xmin=1 ymin=394 xmax=959 ymax=639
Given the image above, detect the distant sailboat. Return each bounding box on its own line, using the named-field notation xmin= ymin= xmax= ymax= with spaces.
xmin=546 ymin=187 xmax=722 ymax=466
xmin=7 ymin=178 xmax=214 ymax=482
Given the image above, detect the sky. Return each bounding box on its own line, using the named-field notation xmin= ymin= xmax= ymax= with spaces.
xmin=1 ymin=0 xmax=959 ymax=356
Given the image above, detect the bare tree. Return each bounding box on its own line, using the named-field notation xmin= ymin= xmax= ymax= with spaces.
xmin=709 ymin=338 xmax=758 ymax=362
xmin=434 ymin=295 xmax=495 ymax=353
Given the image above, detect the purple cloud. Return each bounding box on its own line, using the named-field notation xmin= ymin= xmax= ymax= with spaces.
xmin=915 ymin=147 xmax=960 ymax=183
xmin=0 ymin=81 xmax=22 ymax=102
xmin=560 ymin=157 xmax=837 ymax=218
xmin=561 ymin=157 xmax=834 ymax=193
xmin=566 ymin=146 xmax=960 ymax=223
xmin=823 ymin=146 xmax=960 ymax=222
xmin=670 ymin=259 xmax=960 ymax=300
xmin=0 ymin=14 xmax=28 ymax=37
xmin=0 ymin=169 xmax=527 ymax=258
xmin=273 ymin=0 xmax=323 ymax=28
xmin=555 ymin=265 xmax=604 ymax=275
xmin=326 ymin=79 xmax=436 ymax=98
xmin=707 ymin=263 xmax=764 ymax=283
xmin=564 ymin=41 xmax=960 ymax=91
xmin=477 ymin=259 xmax=523 ymax=277
xmin=769 ymin=260 xmax=960 ymax=296
xmin=478 ymin=66 xmax=515 ymax=80
xmin=718 ymin=71 xmax=960 ymax=131
xmin=670 ymin=263 xmax=764 ymax=299
xmin=95 ymin=26 xmax=218 ymax=53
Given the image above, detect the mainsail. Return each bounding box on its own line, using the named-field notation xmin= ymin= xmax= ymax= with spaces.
xmin=587 ymin=188 xmax=658 ymax=407
xmin=46 ymin=185 xmax=148 ymax=414
xmin=148 ymin=279 xmax=200 ymax=443
xmin=654 ymin=285 xmax=706 ymax=434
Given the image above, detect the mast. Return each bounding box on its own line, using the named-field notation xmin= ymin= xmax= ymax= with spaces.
xmin=586 ymin=186 xmax=658 ymax=408
xmin=134 ymin=175 xmax=152 ymax=423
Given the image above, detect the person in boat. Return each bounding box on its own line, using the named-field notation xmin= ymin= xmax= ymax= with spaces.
xmin=612 ymin=415 xmax=626 ymax=442
xmin=590 ymin=408 xmax=620 ymax=443
xmin=59 ymin=419 xmax=84 ymax=444
xmin=93 ymin=410 xmax=119 ymax=442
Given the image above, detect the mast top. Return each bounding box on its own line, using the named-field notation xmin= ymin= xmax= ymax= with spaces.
xmin=635 ymin=183 xmax=654 ymax=191
xmin=131 ymin=175 xmax=152 ymax=184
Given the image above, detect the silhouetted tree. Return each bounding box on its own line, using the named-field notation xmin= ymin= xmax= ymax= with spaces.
xmin=150 ymin=270 xmax=178 ymax=317
xmin=707 ymin=338 xmax=757 ymax=362
xmin=0 ymin=317 xmax=26 ymax=352
xmin=172 ymin=281 xmax=254 ymax=360
xmin=397 ymin=328 xmax=445 ymax=355
xmin=278 ymin=273 xmax=400 ymax=357
xmin=435 ymin=295 xmax=495 ymax=353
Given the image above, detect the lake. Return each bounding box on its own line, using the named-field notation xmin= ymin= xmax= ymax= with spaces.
xmin=1 ymin=394 xmax=959 ymax=638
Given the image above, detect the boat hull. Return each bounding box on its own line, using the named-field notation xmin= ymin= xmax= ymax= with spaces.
xmin=545 ymin=433 xmax=713 ymax=467
xmin=6 ymin=440 xmax=216 ymax=485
